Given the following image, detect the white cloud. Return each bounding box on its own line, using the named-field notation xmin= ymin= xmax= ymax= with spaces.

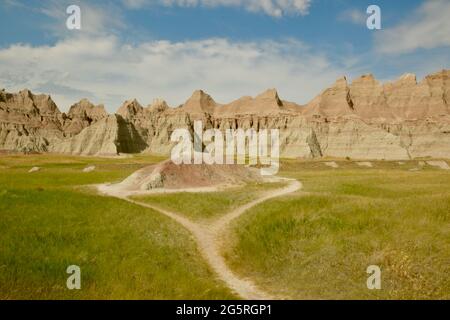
xmin=123 ymin=0 xmax=312 ymax=17
xmin=375 ymin=0 xmax=450 ymax=54
xmin=0 ymin=35 xmax=344 ymax=112
xmin=338 ymin=8 xmax=366 ymax=25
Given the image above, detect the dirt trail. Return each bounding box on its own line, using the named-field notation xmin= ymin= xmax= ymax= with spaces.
xmin=106 ymin=177 xmax=302 ymax=300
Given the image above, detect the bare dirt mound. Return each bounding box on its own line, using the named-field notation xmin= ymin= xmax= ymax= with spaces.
xmin=99 ymin=160 xmax=263 ymax=196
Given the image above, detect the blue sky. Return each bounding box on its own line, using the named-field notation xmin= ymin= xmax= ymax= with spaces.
xmin=0 ymin=0 xmax=449 ymax=111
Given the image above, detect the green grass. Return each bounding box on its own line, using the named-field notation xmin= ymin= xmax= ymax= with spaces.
xmin=132 ymin=182 xmax=285 ymax=222
xmin=0 ymin=154 xmax=236 ymax=299
xmin=2 ymin=155 xmax=449 ymax=300
xmin=225 ymin=161 xmax=450 ymax=299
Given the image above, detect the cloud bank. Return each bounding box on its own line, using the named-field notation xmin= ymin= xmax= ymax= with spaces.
xmin=375 ymin=0 xmax=450 ymax=54
xmin=1 ymin=0 xmax=448 ymax=113
xmin=123 ymin=0 xmax=312 ymax=17
xmin=0 ymin=35 xmax=344 ymax=111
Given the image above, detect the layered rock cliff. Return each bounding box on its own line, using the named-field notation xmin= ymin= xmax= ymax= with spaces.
xmin=63 ymin=99 xmax=108 ymax=135
xmin=51 ymin=115 xmax=147 ymax=155
xmin=1 ymin=69 xmax=449 ymax=159
xmin=0 ymin=89 xmax=64 ymax=152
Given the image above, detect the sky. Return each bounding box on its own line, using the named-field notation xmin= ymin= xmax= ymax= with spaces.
xmin=0 ymin=0 xmax=449 ymax=112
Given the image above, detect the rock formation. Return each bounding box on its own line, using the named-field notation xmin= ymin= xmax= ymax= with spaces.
xmin=0 ymin=89 xmax=64 ymax=152
xmin=51 ymin=115 xmax=148 ymax=156
xmin=1 ymin=69 xmax=449 ymax=159
xmin=64 ymin=99 xmax=107 ymax=135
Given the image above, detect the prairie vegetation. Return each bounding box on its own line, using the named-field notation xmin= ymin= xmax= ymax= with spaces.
xmin=224 ymin=160 xmax=450 ymax=299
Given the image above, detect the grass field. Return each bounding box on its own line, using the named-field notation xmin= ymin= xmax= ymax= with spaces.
xmin=1 ymin=155 xmax=449 ymax=299
xmin=132 ymin=182 xmax=285 ymax=222
xmin=0 ymin=154 xmax=237 ymax=299
xmin=224 ymin=160 xmax=450 ymax=299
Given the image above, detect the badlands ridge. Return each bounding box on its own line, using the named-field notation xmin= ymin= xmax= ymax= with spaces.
xmin=1 ymin=70 xmax=449 ymax=159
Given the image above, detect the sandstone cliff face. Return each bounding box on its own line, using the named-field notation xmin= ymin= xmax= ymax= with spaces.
xmin=63 ymin=99 xmax=107 ymax=135
xmin=1 ymin=69 xmax=449 ymax=159
xmin=384 ymin=71 xmax=450 ymax=121
xmin=0 ymin=89 xmax=64 ymax=152
xmin=114 ymin=97 xmax=193 ymax=155
xmin=302 ymin=70 xmax=450 ymax=123
xmin=51 ymin=114 xmax=147 ymax=156
xmin=302 ymin=77 xmax=356 ymax=120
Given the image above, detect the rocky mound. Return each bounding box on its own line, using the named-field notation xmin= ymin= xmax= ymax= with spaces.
xmin=101 ymin=160 xmax=262 ymax=195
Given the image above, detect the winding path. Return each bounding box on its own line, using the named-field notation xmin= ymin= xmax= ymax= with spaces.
xmin=107 ymin=178 xmax=302 ymax=300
